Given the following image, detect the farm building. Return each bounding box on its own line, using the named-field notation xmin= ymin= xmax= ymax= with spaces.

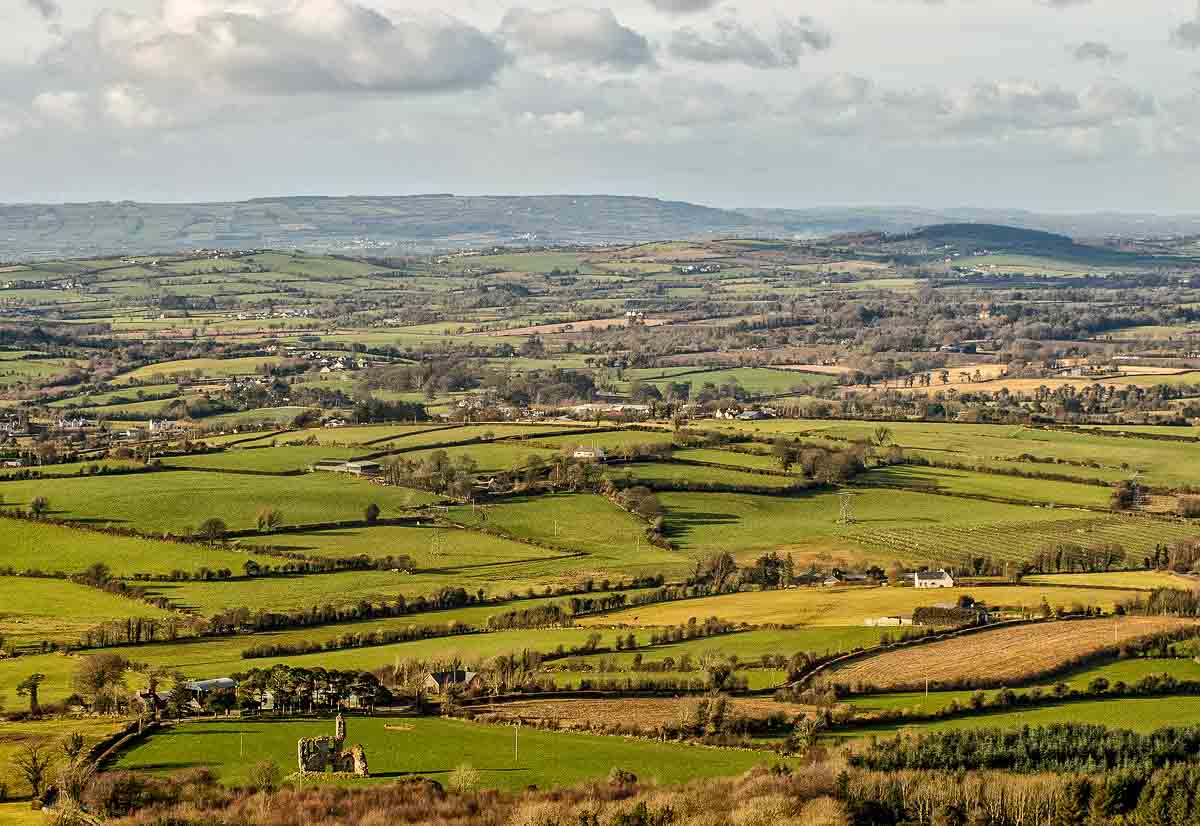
xmin=422 ymin=670 xmax=485 ymax=695
xmin=914 ymin=570 xmax=956 ymax=589
xmin=309 ymin=459 xmax=383 ymax=477
xmin=824 ymin=573 xmax=871 ymax=587
xmin=863 ymin=616 xmax=912 ymax=627
xmin=572 ymin=447 xmax=607 ymax=462
xmin=345 ymin=460 xmax=382 ymax=477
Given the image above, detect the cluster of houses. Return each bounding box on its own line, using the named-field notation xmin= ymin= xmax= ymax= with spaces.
xmin=711 ymin=408 xmax=776 ymax=421
xmin=148 ymin=670 xmax=481 ymax=715
xmin=234 ymin=309 xmax=310 ymax=322
xmin=819 ymin=570 xmax=955 ymax=589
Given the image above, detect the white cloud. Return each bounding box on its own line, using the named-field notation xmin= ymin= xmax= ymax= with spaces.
xmin=1071 ymin=41 xmax=1126 ymax=64
xmin=31 ymin=90 xmax=86 ymax=127
xmin=499 ymin=7 xmax=654 ymax=69
xmin=24 ymin=0 xmax=61 ymax=21
xmin=645 ymin=0 xmax=721 ymax=13
xmin=102 ymin=84 xmax=172 ymax=129
xmin=669 ymin=16 xmax=831 ymax=68
xmin=44 ymin=0 xmax=507 ymax=97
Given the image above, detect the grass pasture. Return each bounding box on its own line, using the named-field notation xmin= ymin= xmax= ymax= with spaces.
xmin=709 ymin=419 xmax=1200 ymax=488
xmin=577 ymin=586 xmax=1144 ymax=629
xmin=0 ymin=718 xmax=130 ymax=799
xmin=113 ymin=356 xmax=282 ymax=383
xmin=0 ymin=472 xmax=439 ymax=535
xmin=241 ymin=523 xmax=571 ymax=570
xmin=616 ymin=462 xmax=801 ymax=489
xmin=0 ymin=576 xmax=173 ymax=645
xmin=161 ymin=446 xmax=362 ymax=473
xmin=858 ymin=465 xmax=1112 ymax=508
xmin=836 ymin=696 xmax=1200 ymax=742
xmin=650 ymin=487 xmax=1154 ymax=568
xmin=644 ymin=367 xmax=835 ymax=397
xmin=114 ymin=716 xmax=780 ymax=790
xmin=449 ymin=493 xmax=689 ymax=578
xmin=0 ymin=517 xmax=272 ymax=577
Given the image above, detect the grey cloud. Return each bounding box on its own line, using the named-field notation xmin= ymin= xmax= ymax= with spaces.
xmin=1039 ymin=0 xmax=1092 ymax=7
xmin=669 ymin=17 xmax=831 ymax=68
xmin=43 ymin=1 xmax=508 ymax=98
xmin=25 ymin=0 xmax=61 ymax=20
xmin=500 ymin=7 xmax=654 ymax=69
xmin=1173 ymin=7 xmax=1200 ymax=49
xmin=1071 ymin=41 xmax=1125 ymax=64
xmin=645 ymin=0 xmax=722 ymax=13
xmin=791 ymin=77 xmax=1154 ymax=141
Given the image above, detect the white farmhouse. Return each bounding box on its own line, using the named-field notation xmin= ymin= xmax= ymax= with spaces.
xmin=913 ymin=570 xmax=955 ymax=589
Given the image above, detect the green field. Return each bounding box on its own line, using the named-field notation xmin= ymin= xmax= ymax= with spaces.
xmin=551 ymin=626 xmax=888 ymax=690
xmin=836 ymin=696 xmax=1200 ymax=741
xmin=0 ymin=624 xmax=611 ymax=706
xmin=237 ymin=424 xmax=453 ymax=448
xmin=0 ymin=718 xmax=130 ymax=799
xmin=858 ymin=465 xmax=1112 ymax=508
xmin=114 ymin=357 xmax=283 ymax=383
xmin=643 ymin=484 xmax=1196 ymax=571
xmin=449 ymin=493 xmax=689 ymax=578
xmin=0 ymin=472 xmax=439 ymax=535
xmin=618 ymin=462 xmax=802 ymax=489
xmin=580 ymin=583 xmax=1141 ymax=628
xmin=162 ymin=446 xmax=361 ymax=473
xmin=1023 ymin=571 xmax=1195 ymax=590
xmin=391 ymin=443 xmax=558 ymax=475
xmin=241 ymin=523 xmax=571 ymax=569
xmin=0 ymin=576 xmax=173 ymax=645
xmin=50 ymin=383 xmax=181 ymax=408
xmin=672 ymin=448 xmax=791 ymax=472
xmin=644 ymin=367 xmax=835 ymax=397
xmin=522 ymin=429 xmax=677 ymax=452
xmin=115 ymin=716 xmax=780 ymax=790
xmin=706 ymin=419 xmax=1200 ymax=489
xmin=0 ymin=517 xmax=272 ymax=577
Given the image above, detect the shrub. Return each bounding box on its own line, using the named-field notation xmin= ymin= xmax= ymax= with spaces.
xmin=447 ymin=763 xmax=479 ymax=793
xmin=1177 ymin=496 xmax=1200 ymax=518
xmin=249 ymin=760 xmax=281 ymax=792
xmin=608 ymin=767 xmax=638 ymax=786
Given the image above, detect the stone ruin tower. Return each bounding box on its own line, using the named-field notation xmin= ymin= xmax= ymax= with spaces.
xmin=297 ymin=712 xmax=369 ymax=777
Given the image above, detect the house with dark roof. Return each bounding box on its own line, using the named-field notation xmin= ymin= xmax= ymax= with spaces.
xmin=422 ymin=670 xmax=484 ymax=695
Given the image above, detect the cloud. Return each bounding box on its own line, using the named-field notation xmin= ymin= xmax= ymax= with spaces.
xmin=42 ymin=0 xmax=508 ymax=98
xmin=504 ymin=74 xmax=765 ymax=143
xmin=669 ymin=16 xmax=831 ymax=68
xmin=645 ymin=0 xmax=721 ymax=13
xmin=1071 ymin=41 xmax=1125 ymax=64
xmin=24 ymin=0 xmax=61 ymax=20
xmin=101 ymin=84 xmax=172 ymax=129
xmin=791 ymin=76 xmax=1155 ymax=146
xmin=1038 ymin=0 xmax=1092 ymax=7
xmin=499 ymin=7 xmax=653 ymax=69
xmin=31 ymin=90 xmax=86 ymax=127
xmin=1173 ymin=6 xmax=1200 ymax=49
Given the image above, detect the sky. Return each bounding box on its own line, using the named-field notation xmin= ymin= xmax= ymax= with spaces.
xmin=2 ymin=0 xmax=1200 ymax=211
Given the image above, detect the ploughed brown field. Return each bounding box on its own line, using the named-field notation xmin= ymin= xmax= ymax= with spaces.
xmin=467 ymin=697 xmax=809 ymax=729
xmin=825 ymin=617 xmax=1197 ymax=690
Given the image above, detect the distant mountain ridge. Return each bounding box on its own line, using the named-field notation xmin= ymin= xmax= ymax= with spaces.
xmin=2 ymin=194 xmax=1198 ymax=261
